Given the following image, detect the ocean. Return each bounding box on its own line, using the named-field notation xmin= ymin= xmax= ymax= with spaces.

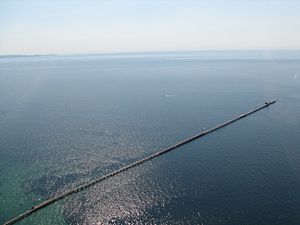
xmin=0 ymin=50 xmax=300 ymax=224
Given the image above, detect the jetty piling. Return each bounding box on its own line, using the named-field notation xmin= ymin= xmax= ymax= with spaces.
xmin=3 ymin=100 xmax=276 ymax=225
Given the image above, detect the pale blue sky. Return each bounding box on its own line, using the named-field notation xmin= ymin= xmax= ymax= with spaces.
xmin=1 ymin=0 xmax=300 ymax=54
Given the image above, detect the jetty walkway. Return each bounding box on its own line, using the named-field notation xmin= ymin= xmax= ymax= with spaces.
xmin=3 ymin=100 xmax=276 ymax=225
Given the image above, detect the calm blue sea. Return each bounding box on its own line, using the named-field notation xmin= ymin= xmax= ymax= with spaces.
xmin=0 ymin=51 xmax=300 ymax=225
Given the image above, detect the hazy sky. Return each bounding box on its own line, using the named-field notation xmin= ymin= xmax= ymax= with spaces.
xmin=1 ymin=0 xmax=300 ymax=54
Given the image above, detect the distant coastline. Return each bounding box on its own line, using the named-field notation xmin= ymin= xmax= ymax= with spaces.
xmin=0 ymin=54 xmax=57 ymax=59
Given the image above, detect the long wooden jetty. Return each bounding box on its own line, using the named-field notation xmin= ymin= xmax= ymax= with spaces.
xmin=3 ymin=100 xmax=276 ymax=225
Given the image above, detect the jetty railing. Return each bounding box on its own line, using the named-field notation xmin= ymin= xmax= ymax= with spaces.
xmin=3 ymin=100 xmax=276 ymax=225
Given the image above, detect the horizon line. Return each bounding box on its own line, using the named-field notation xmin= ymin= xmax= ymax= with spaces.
xmin=1 ymin=48 xmax=300 ymax=58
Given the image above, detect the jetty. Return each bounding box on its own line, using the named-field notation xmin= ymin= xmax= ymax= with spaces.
xmin=3 ymin=100 xmax=276 ymax=225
